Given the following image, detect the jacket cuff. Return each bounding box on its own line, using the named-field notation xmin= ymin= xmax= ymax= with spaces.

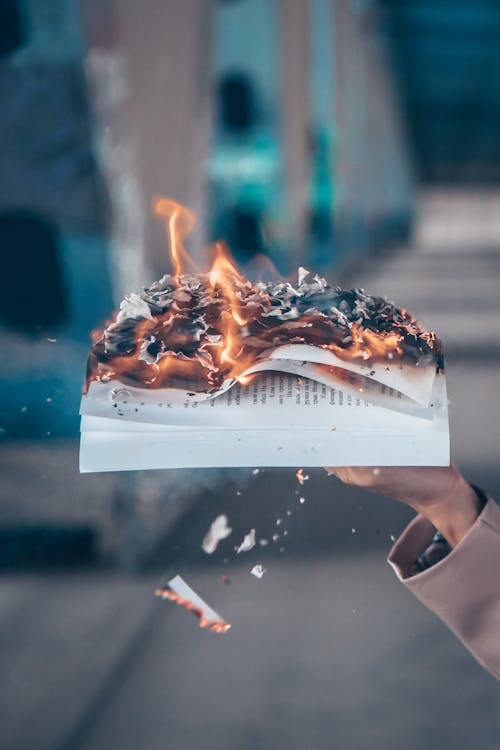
xmin=387 ymin=498 xmax=500 ymax=680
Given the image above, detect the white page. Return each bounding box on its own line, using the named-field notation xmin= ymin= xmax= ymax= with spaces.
xmin=81 ymin=371 xmax=445 ymax=431
xmin=81 ymin=344 xmax=438 ymax=428
xmin=79 ymin=421 xmax=450 ymax=471
xmin=266 ymin=344 xmax=437 ymax=406
xmin=81 ymin=366 xmax=439 ymax=429
xmin=79 ymin=375 xmax=449 ymax=471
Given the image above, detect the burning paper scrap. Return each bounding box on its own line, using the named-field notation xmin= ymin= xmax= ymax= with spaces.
xmin=155 ymin=575 xmax=231 ymax=633
xmin=202 ymin=514 xmax=232 ymax=554
xmin=251 ymin=565 xmax=266 ymax=579
xmin=236 ymin=528 xmax=256 ymax=554
xmin=296 ymin=468 xmax=309 ymax=485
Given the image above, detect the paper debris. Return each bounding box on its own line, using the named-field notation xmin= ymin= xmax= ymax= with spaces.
xmin=116 ymin=292 xmax=153 ymax=322
xmin=296 ymin=468 xmax=310 ymax=485
xmin=298 ymin=266 xmax=309 ymax=285
xmin=202 ymin=514 xmax=232 ymax=554
xmin=155 ymin=574 xmax=231 ymax=633
xmin=251 ymin=565 xmax=266 ymax=579
xmin=236 ymin=528 xmax=256 ymax=554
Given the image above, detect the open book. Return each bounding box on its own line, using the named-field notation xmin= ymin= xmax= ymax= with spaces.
xmin=79 ymin=343 xmax=449 ymax=472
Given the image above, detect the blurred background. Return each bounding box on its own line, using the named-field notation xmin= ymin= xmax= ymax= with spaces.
xmin=1 ymin=1 xmax=500 ymax=748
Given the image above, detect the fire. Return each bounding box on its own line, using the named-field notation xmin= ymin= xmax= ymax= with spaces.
xmin=85 ymin=196 xmax=441 ymax=394
xmin=153 ymin=196 xmax=197 ymax=277
xmin=206 ymin=242 xmax=263 ymax=377
xmin=155 ymin=586 xmax=231 ymax=633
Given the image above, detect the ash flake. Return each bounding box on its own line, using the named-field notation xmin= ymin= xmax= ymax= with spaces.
xmin=250 ymin=565 xmax=266 ymax=579
xmin=202 ymin=514 xmax=232 ymax=554
xmin=236 ymin=528 xmax=256 ymax=554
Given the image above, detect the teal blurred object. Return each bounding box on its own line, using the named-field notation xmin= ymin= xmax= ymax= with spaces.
xmin=0 ymin=524 xmax=97 ymax=567
xmin=0 ymin=231 xmax=112 ymax=439
xmin=0 ymin=1 xmax=113 ymax=440
xmin=207 ymin=0 xmax=289 ymax=275
xmin=308 ymin=0 xmax=336 ymax=269
xmin=380 ymin=0 xmax=500 ymax=181
xmin=208 ymin=0 xmax=415 ymax=274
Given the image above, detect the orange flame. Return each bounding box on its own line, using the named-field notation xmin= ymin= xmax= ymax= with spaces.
xmin=204 ymin=241 xmax=265 ymax=379
xmin=155 ymin=586 xmax=231 ymax=633
xmin=153 ymin=196 xmax=197 ymax=277
xmin=85 ymin=196 xmax=440 ymax=394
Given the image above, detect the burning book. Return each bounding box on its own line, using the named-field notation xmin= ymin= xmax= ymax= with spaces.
xmin=79 ymin=198 xmax=449 ymax=472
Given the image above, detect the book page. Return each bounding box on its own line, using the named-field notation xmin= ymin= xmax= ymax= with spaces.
xmin=82 ymin=371 xmax=445 ymax=431
xmin=264 ymin=344 xmax=437 ymax=406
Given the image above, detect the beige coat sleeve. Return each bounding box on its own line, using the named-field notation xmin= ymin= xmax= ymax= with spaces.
xmin=388 ymin=498 xmax=500 ymax=680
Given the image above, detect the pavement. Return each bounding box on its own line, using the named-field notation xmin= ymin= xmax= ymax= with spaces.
xmin=2 ymin=199 xmax=500 ymax=749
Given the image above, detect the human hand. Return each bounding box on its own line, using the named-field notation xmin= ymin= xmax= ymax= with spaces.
xmin=325 ymin=465 xmax=482 ymax=547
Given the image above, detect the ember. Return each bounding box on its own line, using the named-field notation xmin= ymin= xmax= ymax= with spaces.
xmin=85 ymin=198 xmax=442 ymax=397
xmin=296 ymin=468 xmax=309 ymax=485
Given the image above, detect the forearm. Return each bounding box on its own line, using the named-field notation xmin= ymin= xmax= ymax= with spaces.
xmin=408 ymin=473 xmax=483 ymax=548
xmin=388 ymin=497 xmax=500 ymax=681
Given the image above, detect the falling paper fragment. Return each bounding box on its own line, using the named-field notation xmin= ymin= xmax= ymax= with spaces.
xmin=296 ymin=468 xmax=310 ymax=485
xmin=155 ymin=574 xmax=231 ymax=633
xmin=202 ymin=514 xmax=232 ymax=554
xmin=251 ymin=565 xmax=266 ymax=579
xmin=236 ymin=528 xmax=256 ymax=554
